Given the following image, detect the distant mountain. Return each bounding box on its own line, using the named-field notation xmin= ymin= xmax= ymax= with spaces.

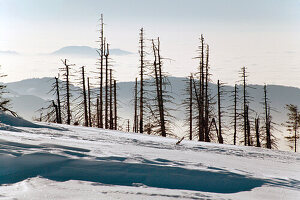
xmin=51 ymin=46 xmax=133 ymax=57
xmin=0 ymin=50 xmax=19 ymax=55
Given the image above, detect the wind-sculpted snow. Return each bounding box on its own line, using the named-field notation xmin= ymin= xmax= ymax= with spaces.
xmin=0 ymin=149 xmax=267 ymax=193
xmin=0 ymin=111 xmax=65 ymax=131
xmin=0 ymin=117 xmax=299 ymax=199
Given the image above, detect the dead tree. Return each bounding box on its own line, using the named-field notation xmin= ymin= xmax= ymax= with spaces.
xmin=228 ymin=84 xmax=239 ymax=145
xmin=239 ymin=67 xmax=253 ymax=146
xmin=150 ymin=38 xmax=175 ymax=137
xmin=197 ymin=34 xmax=205 ymax=141
xmin=133 ymin=77 xmax=139 ymax=132
xmin=189 ymin=75 xmax=193 ymax=140
xmin=87 ymin=77 xmax=92 ymax=127
xmin=60 ymin=59 xmax=74 ymax=125
xmin=0 ymin=68 xmax=16 ymax=116
xmin=255 ymin=117 xmax=261 ymax=147
xmin=264 ymin=84 xmax=271 ymax=149
xmin=105 ymin=43 xmax=109 ymax=129
xmin=96 ymin=14 xmax=105 ymax=128
xmin=182 ymin=75 xmax=193 ymax=140
xmin=109 ymin=69 xmax=113 ymax=129
xmin=139 ymin=28 xmax=146 ymax=133
xmin=81 ymin=67 xmax=88 ymax=126
xmin=217 ymin=80 xmax=224 ymax=144
xmin=204 ymin=44 xmax=211 ymax=142
xmin=113 ymin=79 xmax=117 ymax=130
xmin=55 ymin=77 xmax=62 ymax=124
xmin=96 ymin=96 xmax=100 ymax=127
xmin=284 ymin=104 xmax=299 ymax=152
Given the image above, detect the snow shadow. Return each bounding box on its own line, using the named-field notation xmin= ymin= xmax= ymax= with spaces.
xmin=1 ymin=152 xmax=298 ymax=193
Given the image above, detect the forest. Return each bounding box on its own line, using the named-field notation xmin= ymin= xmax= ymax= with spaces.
xmin=1 ymin=15 xmax=298 ymax=153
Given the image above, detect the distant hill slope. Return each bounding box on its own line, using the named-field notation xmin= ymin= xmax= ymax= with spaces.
xmin=4 ymin=77 xmax=300 ymax=127
xmin=51 ymin=46 xmax=133 ymax=57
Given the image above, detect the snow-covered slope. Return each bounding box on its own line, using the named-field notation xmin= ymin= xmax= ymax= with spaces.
xmin=0 ymin=113 xmax=299 ymax=199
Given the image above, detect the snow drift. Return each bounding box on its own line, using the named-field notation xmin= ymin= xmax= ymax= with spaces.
xmin=0 ymin=113 xmax=299 ymax=199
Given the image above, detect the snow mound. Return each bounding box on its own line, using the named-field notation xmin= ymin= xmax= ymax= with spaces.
xmin=0 ymin=122 xmax=299 ymax=199
xmin=0 ymin=111 xmax=64 ymax=130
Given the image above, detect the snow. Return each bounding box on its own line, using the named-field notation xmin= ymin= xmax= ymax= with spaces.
xmin=0 ymin=113 xmax=299 ymax=199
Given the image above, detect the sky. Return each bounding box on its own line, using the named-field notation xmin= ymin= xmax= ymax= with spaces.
xmin=0 ymin=0 xmax=300 ymax=86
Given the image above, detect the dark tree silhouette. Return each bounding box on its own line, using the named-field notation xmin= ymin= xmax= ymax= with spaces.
xmin=284 ymin=104 xmax=299 ymax=152
xmin=139 ymin=28 xmax=146 ymax=133
xmin=60 ymin=59 xmax=74 ymax=125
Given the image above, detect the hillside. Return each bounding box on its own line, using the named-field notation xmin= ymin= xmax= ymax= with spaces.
xmin=4 ymin=77 xmax=300 ymax=150
xmin=0 ymin=112 xmax=299 ymax=199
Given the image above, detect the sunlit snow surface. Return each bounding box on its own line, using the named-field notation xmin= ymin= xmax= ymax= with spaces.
xmin=0 ymin=114 xmax=299 ymax=199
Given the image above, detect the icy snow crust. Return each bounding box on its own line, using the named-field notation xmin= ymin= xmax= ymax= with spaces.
xmin=0 ymin=113 xmax=299 ymax=199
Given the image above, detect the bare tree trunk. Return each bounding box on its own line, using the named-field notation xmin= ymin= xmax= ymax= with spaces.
xmin=87 ymin=77 xmax=92 ymax=127
xmin=96 ymin=96 xmax=100 ymax=128
xmin=55 ymin=77 xmax=62 ymax=124
xmin=234 ymin=84 xmax=237 ymax=145
xmin=217 ymin=80 xmax=223 ymax=144
xmin=152 ymin=39 xmax=166 ymax=137
xmin=139 ymin=28 xmax=145 ymax=133
xmin=246 ymin=105 xmax=251 ymax=146
xmin=264 ymin=85 xmax=271 ymax=149
xmin=255 ymin=117 xmax=261 ymax=147
xmin=134 ymin=78 xmax=138 ymax=133
xmin=242 ymin=67 xmax=247 ymax=146
xmin=62 ymin=59 xmax=71 ymax=125
xmin=199 ymin=34 xmax=205 ymax=142
xmin=109 ymin=69 xmax=113 ymax=129
xmin=99 ymin=14 xmax=104 ymax=128
xmin=204 ymin=44 xmax=210 ymax=142
xmin=105 ymin=43 xmax=109 ymax=129
xmin=295 ymin=109 xmax=298 ymax=152
xmin=156 ymin=38 xmax=166 ymax=137
xmin=82 ymin=67 xmax=88 ymax=127
xmin=114 ymin=79 xmax=117 ymax=130
xmin=189 ymin=75 xmax=193 ymax=140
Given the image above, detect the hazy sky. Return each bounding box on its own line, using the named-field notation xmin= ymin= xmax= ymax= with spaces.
xmin=0 ymin=0 xmax=300 ymax=86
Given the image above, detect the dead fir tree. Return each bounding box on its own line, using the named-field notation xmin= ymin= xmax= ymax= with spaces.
xmin=0 ymin=68 xmax=17 ymax=116
xmin=109 ymin=69 xmax=113 ymax=129
xmin=217 ymin=80 xmax=224 ymax=144
xmin=152 ymin=38 xmax=166 ymax=137
xmin=263 ymin=84 xmax=272 ymax=149
xmin=150 ymin=38 xmax=175 ymax=137
xmin=181 ymin=74 xmax=193 ymax=140
xmin=204 ymin=44 xmax=211 ymax=142
xmin=81 ymin=67 xmax=89 ymax=126
xmin=54 ymin=77 xmax=62 ymax=123
xmin=239 ymin=66 xmax=254 ymax=146
xmin=133 ymin=77 xmax=139 ymax=132
xmin=48 ymin=76 xmax=62 ymax=123
xmin=195 ymin=34 xmax=205 ymax=141
xmin=188 ymin=75 xmax=193 ymax=140
xmin=113 ymin=79 xmax=117 ymax=130
xmin=284 ymin=104 xmax=300 ymax=152
xmin=255 ymin=117 xmax=261 ymax=147
xmin=104 ymin=42 xmax=109 ymax=129
xmin=228 ymin=84 xmax=240 ymax=145
xmin=87 ymin=77 xmax=92 ymax=127
xmin=139 ymin=28 xmax=146 ymax=133
xmin=96 ymin=14 xmax=105 ymax=128
xmin=60 ymin=59 xmax=75 ymax=125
